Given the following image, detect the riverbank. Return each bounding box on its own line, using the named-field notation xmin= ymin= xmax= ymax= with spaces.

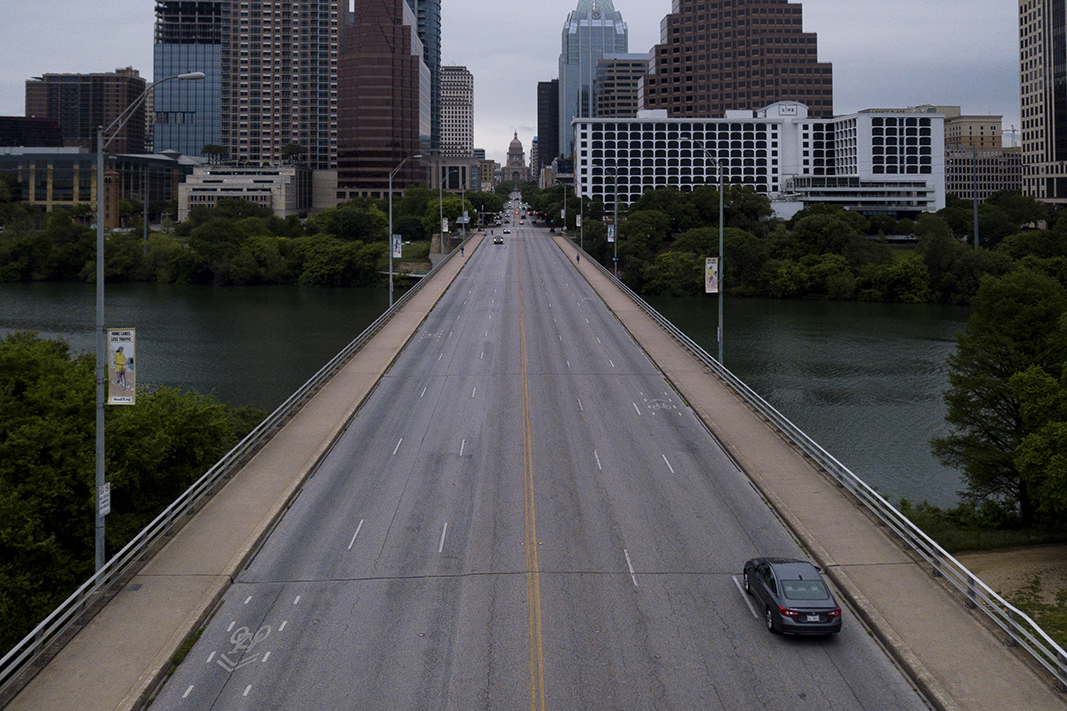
xmin=956 ymin=544 xmax=1067 ymax=645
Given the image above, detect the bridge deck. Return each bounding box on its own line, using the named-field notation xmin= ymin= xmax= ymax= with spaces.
xmin=7 ymin=230 xmax=1064 ymax=711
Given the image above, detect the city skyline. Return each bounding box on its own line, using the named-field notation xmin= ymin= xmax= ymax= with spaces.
xmin=1 ymin=0 xmax=1021 ymax=165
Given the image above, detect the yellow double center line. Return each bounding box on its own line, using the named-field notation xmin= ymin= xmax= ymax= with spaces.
xmin=518 ymin=247 xmax=547 ymax=710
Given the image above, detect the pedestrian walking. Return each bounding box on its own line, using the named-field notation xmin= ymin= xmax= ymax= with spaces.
xmin=576 ymin=252 xmax=580 ymax=264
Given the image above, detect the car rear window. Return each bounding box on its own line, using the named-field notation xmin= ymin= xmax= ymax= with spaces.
xmin=781 ymin=580 xmax=830 ymax=600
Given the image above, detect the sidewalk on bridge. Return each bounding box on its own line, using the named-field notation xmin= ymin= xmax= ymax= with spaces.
xmin=554 ymin=234 xmax=1065 ymax=711
xmin=6 ymin=238 xmax=483 ymax=711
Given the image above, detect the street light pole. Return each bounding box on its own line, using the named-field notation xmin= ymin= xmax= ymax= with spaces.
xmin=612 ymin=167 xmax=619 ymax=277
xmin=682 ymin=134 xmax=724 ymax=364
xmin=389 ymin=153 xmax=422 ymax=307
xmin=94 ymin=71 xmax=203 ymax=572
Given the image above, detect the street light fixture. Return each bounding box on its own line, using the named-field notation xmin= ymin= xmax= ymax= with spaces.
xmin=94 ymin=70 xmax=204 ymax=572
xmin=389 ymin=153 xmax=422 ymax=307
xmin=681 ymin=134 xmax=725 ymax=365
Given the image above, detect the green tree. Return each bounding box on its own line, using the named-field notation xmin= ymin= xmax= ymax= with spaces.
xmin=1012 ymin=359 xmax=1067 ymax=523
xmin=932 ymin=270 xmax=1067 ymax=525
xmin=0 ymin=332 xmax=264 ymax=653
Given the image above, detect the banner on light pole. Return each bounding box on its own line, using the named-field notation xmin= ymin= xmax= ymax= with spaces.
xmin=607 ymin=225 xmax=615 ymax=243
xmin=442 ymin=218 xmax=449 ymax=234
xmin=107 ymin=328 xmax=136 ymax=405
xmin=705 ymin=258 xmax=720 ymax=294
xmin=392 ymin=234 xmax=402 ymax=259
xmin=576 ymin=214 xmax=582 ymax=227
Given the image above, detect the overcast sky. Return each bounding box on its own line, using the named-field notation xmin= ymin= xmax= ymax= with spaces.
xmin=0 ymin=0 xmax=1021 ymax=165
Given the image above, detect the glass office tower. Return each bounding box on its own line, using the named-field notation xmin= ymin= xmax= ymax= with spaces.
xmin=153 ymin=0 xmax=223 ymax=158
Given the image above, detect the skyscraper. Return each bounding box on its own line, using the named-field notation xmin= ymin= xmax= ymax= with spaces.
xmin=220 ymin=0 xmax=341 ymax=170
xmin=337 ymin=0 xmax=429 ymax=197
xmin=537 ymin=79 xmax=560 ymax=177
xmin=25 ymin=68 xmax=148 ymax=154
xmin=594 ymin=53 xmax=648 ymax=118
xmin=558 ymin=0 xmax=629 ymax=157
xmin=406 ymin=0 xmax=442 ymax=154
xmin=441 ymin=66 xmax=474 ymax=157
xmin=154 ymin=0 xmax=223 ymax=158
xmin=640 ymin=0 xmax=832 ymax=119
xmin=1020 ymin=1 xmax=1067 ymax=202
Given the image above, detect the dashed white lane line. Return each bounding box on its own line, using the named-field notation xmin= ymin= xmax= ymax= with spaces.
xmin=460 ymin=439 xmax=466 ymax=456
xmin=471 ymin=387 xmax=477 ymax=398
xmin=244 ymin=596 xmax=252 ymax=604
xmin=439 ymin=522 xmax=449 ymax=553
xmin=393 ymin=438 xmax=403 ymax=455
xmin=347 ymin=519 xmax=364 ymax=551
xmin=226 ymin=621 xmax=236 ymax=632
xmin=279 ymin=620 xmax=288 ymax=631
xmin=624 ymin=549 xmax=638 ymax=586
xmin=633 ymin=402 xmax=641 ymax=415
xmin=420 ymin=386 xmax=427 ymax=397
xmin=206 ymin=651 xmax=216 ymax=664
xmin=578 ymin=398 xmax=584 ymax=412
xmin=262 ymin=651 xmax=271 ymax=663
xmin=609 ymin=360 xmax=616 ymax=368
xmin=732 ymin=575 xmax=760 ymax=618
xmin=243 ymin=685 xmax=252 ymax=697
xmin=662 ymin=455 xmax=675 ymax=474
xmin=293 ymin=596 xmax=301 ymax=605
xmin=594 ymin=450 xmax=602 ymax=471
xmin=183 ymin=686 xmax=194 ymax=698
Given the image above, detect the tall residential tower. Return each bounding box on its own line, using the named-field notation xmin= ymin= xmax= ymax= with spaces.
xmin=558 ymin=0 xmax=629 ymax=157
xmin=220 ymin=0 xmax=341 ymax=169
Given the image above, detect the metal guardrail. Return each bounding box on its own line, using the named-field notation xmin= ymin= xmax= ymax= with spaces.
xmin=0 ymin=243 xmax=463 ymax=698
xmin=581 ymin=250 xmax=1067 ymax=689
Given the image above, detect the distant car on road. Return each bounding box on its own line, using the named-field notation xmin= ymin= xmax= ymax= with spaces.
xmin=742 ymin=558 xmax=842 ymax=635
xmin=493 ymin=236 xmax=503 ymax=244
xmin=503 ymin=228 xmax=511 ymax=234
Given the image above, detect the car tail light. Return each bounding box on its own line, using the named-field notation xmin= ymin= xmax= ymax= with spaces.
xmin=827 ymin=608 xmax=841 ymax=619
xmin=778 ymin=605 xmax=802 ymax=619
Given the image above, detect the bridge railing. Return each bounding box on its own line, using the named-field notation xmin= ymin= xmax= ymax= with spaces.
xmin=583 ymin=252 xmax=1067 ymax=689
xmin=0 ymin=243 xmax=464 ymax=698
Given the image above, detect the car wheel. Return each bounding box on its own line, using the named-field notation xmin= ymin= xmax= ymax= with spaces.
xmin=765 ymin=607 xmax=778 ymax=634
xmin=743 ymin=571 xmax=751 ymax=594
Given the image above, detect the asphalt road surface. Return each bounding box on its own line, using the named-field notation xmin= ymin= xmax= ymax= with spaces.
xmin=151 ymin=221 xmax=930 ymax=710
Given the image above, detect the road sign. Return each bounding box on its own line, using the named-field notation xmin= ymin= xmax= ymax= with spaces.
xmin=99 ymin=482 xmax=111 ymax=517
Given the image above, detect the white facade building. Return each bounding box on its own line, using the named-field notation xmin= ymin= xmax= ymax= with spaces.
xmin=573 ymin=102 xmax=945 ymax=218
xmin=178 ymin=164 xmax=312 ymax=221
xmin=440 ymin=65 xmax=474 ymax=157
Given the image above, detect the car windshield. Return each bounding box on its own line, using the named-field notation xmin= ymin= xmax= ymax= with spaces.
xmin=781 ymin=579 xmax=830 ymax=600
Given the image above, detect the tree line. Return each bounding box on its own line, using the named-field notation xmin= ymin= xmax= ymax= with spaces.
xmin=526 ymin=182 xmax=1062 ymax=307
xmin=0 ymin=183 xmax=504 ymax=288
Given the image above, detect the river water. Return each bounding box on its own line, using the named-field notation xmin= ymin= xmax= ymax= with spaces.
xmin=0 ymin=282 xmax=968 ymax=507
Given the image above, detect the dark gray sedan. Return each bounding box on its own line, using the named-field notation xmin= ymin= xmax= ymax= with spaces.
xmin=743 ymin=558 xmax=842 ymax=635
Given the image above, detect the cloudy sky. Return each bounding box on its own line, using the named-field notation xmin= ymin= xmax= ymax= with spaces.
xmin=0 ymin=0 xmax=1021 ymax=164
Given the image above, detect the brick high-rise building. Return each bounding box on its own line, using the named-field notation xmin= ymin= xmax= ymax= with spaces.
xmin=441 ymin=65 xmax=473 ymax=157
xmin=1020 ymin=1 xmax=1067 ymax=202
xmin=337 ymin=0 xmax=429 ymax=198
xmin=220 ymin=0 xmax=341 ymax=170
xmin=640 ymin=0 xmax=832 ymax=118
xmin=25 ymin=68 xmax=148 ymax=154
